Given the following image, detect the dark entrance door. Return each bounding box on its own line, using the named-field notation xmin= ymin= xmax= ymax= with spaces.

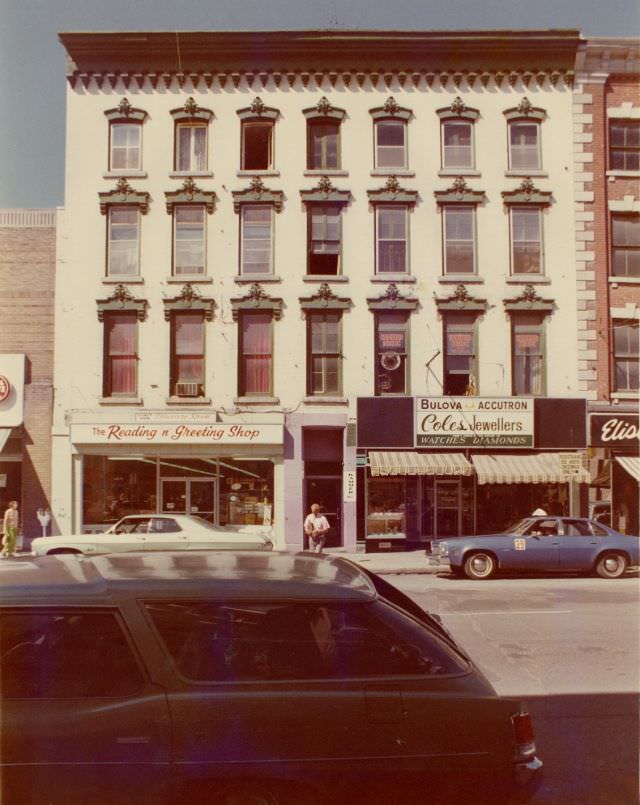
xmin=305 ymin=477 xmax=342 ymax=547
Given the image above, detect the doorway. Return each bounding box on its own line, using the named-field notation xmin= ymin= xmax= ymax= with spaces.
xmin=161 ymin=478 xmax=216 ymax=523
xmin=304 ymin=477 xmax=342 ymax=547
xmin=434 ymin=480 xmax=461 ymax=537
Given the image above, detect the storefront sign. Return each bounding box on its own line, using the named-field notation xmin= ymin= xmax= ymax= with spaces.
xmin=0 ymin=375 xmax=10 ymax=403
xmin=557 ymin=452 xmax=587 ymax=478
xmin=0 ymin=354 xmax=25 ymax=427
xmin=343 ymin=470 xmax=356 ymax=502
xmin=415 ymin=397 xmax=534 ymax=448
xmin=590 ymin=414 xmax=639 ymax=449
xmin=71 ymin=422 xmax=283 ymax=445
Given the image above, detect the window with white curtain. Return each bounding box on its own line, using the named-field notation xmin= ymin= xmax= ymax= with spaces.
xmin=104 ymin=313 xmax=138 ymax=397
xmin=174 ymin=206 xmax=206 ymax=276
xmin=376 ymin=206 xmax=408 ymax=274
xmin=110 ymin=123 xmax=141 ymax=171
xmin=175 ymin=123 xmax=207 ymax=172
xmin=508 ymin=121 xmax=541 ymax=171
xmin=240 ymin=205 xmax=273 ymax=275
xmin=107 ymin=207 xmax=140 ymax=277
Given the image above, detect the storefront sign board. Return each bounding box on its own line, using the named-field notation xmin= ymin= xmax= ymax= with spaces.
xmin=415 ymin=397 xmax=534 ymax=448
xmin=0 ymin=354 xmax=25 ymax=427
xmin=590 ymin=414 xmax=639 ymax=449
xmin=343 ymin=470 xmax=356 ymax=502
xmin=71 ymin=422 xmax=283 ymax=445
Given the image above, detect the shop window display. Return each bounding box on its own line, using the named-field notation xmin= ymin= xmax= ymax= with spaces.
xmin=476 ymin=482 xmax=568 ymax=534
xmin=367 ymin=478 xmax=409 ymax=537
xmin=83 ymin=456 xmax=157 ymax=527
xmin=219 ymin=460 xmax=274 ymax=527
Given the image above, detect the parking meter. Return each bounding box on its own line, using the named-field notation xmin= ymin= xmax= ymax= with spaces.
xmin=36 ymin=508 xmax=51 ymax=537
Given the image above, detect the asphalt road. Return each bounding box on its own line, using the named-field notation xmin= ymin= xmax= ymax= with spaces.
xmin=386 ymin=573 xmax=640 ymax=805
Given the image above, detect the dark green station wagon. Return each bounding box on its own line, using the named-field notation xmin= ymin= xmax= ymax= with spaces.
xmin=0 ymin=552 xmax=542 ymax=804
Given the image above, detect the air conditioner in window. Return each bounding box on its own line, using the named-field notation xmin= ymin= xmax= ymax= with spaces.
xmin=175 ymin=382 xmax=200 ymax=397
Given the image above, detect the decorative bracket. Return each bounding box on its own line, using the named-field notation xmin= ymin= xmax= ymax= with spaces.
xmin=504 ymin=98 xmax=546 ymax=121
xmin=369 ymin=96 xmax=412 ymax=121
xmin=170 ymin=97 xmax=213 ymax=122
xmin=435 ymin=177 xmax=486 ymax=204
xmin=303 ymin=96 xmax=346 ymax=121
xmin=237 ymin=97 xmax=279 ymax=121
xmin=368 ymin=176 xmax=418 ymax=205
xmin=232 ymin=177 xmax=284 ymax=212
xmin=436 ymin=96 xmax=479 ymax=121
xmin=300 ymin=177 xmax=351 ymax=204
xmin=367 ymin=283 xmax=418 ymax=311
xmin=504 ymin=284 xmax=554 ymax=312
xmin=435 ymin=283 xmax=487 ymax=312
xmin=502 ymin=178 xmax=552 ymax=206
xmin=104 ymin=98 xmax=148 ymax=122
xmin=299 ymin=283 xmax=352 ymax=310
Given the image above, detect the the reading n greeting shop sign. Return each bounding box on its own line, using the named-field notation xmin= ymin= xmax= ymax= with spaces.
xmin=71 ymin=423 xmax=283 ymax=445
xmin=416 ymin=398 xmax=534 ymax=448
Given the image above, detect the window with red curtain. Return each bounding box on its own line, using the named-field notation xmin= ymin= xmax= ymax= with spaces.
xmin=240 ymin=313 xmax=272 ymax=395
xmin=104 ymin=313 xmax=137 ymax=396
xmin=171 ymin=312 xmax=205 ymax=397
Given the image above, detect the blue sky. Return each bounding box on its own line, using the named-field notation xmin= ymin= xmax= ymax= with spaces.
xmin=1 ymin=0 xmax=638 ymax=208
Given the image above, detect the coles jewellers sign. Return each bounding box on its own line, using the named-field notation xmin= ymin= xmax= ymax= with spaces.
xmin=416 ymin=397 xmax=534 ymax=448
xmin=71 ymin=422 xmax=283 ymax=445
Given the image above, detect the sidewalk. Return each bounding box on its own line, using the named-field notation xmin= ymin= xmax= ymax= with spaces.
xmin=324 ymin=547 xmax=435 ymax=575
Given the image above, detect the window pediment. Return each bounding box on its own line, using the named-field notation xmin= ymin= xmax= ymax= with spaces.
xmin=232 ymin=177 xmax=283 ymax=212
xmin=436 ymin=284 xmax=487 ymax=312
xmin=165 ymin=178 xmax=217 ymax=214
xmin=231 ymin=283 xmax=283 ymax=320
xmin=504 ymin=97 xmax=546 ymax=122
xmin=104 ymin=98 xmax=147 ymax=123
xmin=367 ymin=283 xmax=418 ymax=311
xmin=97 ymin=284 xmax=147 ymax=321
xmin=237 ymin=97 xmax=279 ymax=121
xmin=170 ymin=97 xmax=213 ymax=122
xmin=300 ymin=283 xmax=352 ymax=310
xmin=504 ymin=284 xmax=554 ymax=312
xmin=435 ymin=177 xmax=486 ymax=205
xmin=437 ymin=96 xmax=479 ymax=121
xmin=162 ymin=284 xmax=215 ymax=321
xmin=300 ymin=177 xmax=351 ymax=204
xmin=502 ymin=178 xmax=552 ymax=206
xmin=370 ymin=96 xmax=412 ymax=121
xmin=303 ymin=97 xmax=346 ymax=121
xmin=99 ymin=178 xmax=150 ymax=214
xmin=368 ymin=176 xmax=418 ymax=205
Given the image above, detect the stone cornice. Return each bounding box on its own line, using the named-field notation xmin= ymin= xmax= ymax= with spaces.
xmin=368 ymin=176 xmax=418 ymax=205
xmin=232 ymin=177 xmax=284 ymax=212
xmin=61 ymin=30 xmax=580 ymax=75
xmin=230 ymin=283 xmax=283 ymax=320
xmin=170 ymin=96 xmax=213 ymax=121
xmin=97 ymin=284 xmax=147 ymax=321
xmin=165 ymin=178 xmax=217 ymax=213
xmin=299 ymin=283 xmax=352 ymax=310
xmin=162 ymin=284 xmax=215 ymax=320
xmin=502 ymin=178 xmax=552 ymax=206
xmin=504 ymin=284 xmax=554 ymax=312
xmin=99 ymin=178 xmax=150 ymax=214
xmin=367 ymin=283 xmax=418 ymax=311
xmin=435 ymin=177 xmax=486 ymax=204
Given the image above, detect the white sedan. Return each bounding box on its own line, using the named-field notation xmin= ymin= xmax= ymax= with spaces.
xmin=31 ymin=514 xmax=274 ymax=556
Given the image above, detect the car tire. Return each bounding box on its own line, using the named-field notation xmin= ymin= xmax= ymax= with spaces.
xmin=47 ymin=549 xmax=82 ymax=556
xmin=595 ymin=552 xmax=628 ymax=579
xmin=463 ymin=552 xmax=496 ymax=580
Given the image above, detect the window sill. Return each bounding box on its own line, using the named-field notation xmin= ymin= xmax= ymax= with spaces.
xmin=234 ymin=275 xmax=282 ymax=284
xmin=438 ymin=275 xmax=484 ymax=284
xmin=506 ymin=275 xmax=551 ymax=284
xmin=438 ymin=169 xmax=480 ymax=177
xmin=234 ymin=396 xmax=280 ymax=405
xmin=370 ymin=274 xmax=416 ymax=283
xmin=303 ymin=274 xmax=349 ymax=282
xmin=166 ymin=275 xmax=213 ymax=283
xmin=166 ymin=396 xmax=212 ymax=405
xmin=609 ymin=276 xmax=639 ymax=286
xmin=505 ymin=170 xmax=547 ymax=178
xmin=103 ymin=170 xmax=147 ymax=179
xmin=103 ymin=276 xmax=144 ymax=284
xmin=304 ymin=169 xmax=349 ymax=177
xmin=236 ymin=170 xmax=280 ymax=177
xmin=610 ymin=391 xmax=640 ymax=402
xmin=371 ymin=169 xmax=414 ymax=177
xmin=606 ymin=170 xmax=640 ymax=179
xmin=169 ymin=171 xmax=214 ymax=179
xmin=303 ymin=396 xmax=348 ymax=404
xmin=99 ymin=396 xmax=143 ymax=406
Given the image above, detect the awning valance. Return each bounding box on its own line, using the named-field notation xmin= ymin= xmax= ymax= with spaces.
xmin=369 ymin=451 xmax=472 ymax=477
xmin=472 ymin=453 xmax=590 ymax=485
xmin=615 ymin=456 xmax=640 ymax=483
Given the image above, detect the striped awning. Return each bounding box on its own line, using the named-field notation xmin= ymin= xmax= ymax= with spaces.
xmin=616 ymin=456 xmax=640 ymax=483
xmin=472 ymin=453 xmax=590 ymax=485
xmin=369 ymin=451 xmax=473 ymax=477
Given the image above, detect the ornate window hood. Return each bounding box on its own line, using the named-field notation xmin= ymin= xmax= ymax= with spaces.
xmin=170 ymin=96 xmax=213 ymax=122
xmin=237 ymin=96 xmax=279 ymax=121
xmin=162 ymin=284 xmax=215 ymax=320
xmin=300 ymin=177 xmax=351 ymax=204
xmin=97 ymin=284 xmax=147 ymax=321
xmin=435 ymin=177 xmax=486 ymax=205
xmin=368 ymin=176 xmax=418 ymax=205
xmin=299 ymin=283 xmax=352 ymax=310
xmin=230 ymin=283 xmax=283 ymax=320
xmin=503 ymin=97 xmax=546 ymax=121
xmin=435 ymin=284 xmax=487 ymax=311
xmin=232 ymin=177 xmax=284 ymax=212
xmin=370 ymin=96 xmax=412 ymax=121
xmin=367 ymin=283 xmax=418 ymax=311
xmin=165 ymin=178 xmax=217 ymax=214
xmin=504 ymin=284 xmax=554 ymax=312
xmin=502 ymin=178 xmax=552 ymax=206
xmin=104 ymin=97 xmax=147 ymax=122
xmin=436 ymin=96 xmax=479 ymax=121
xmin=99 ymin=178 xmax=150 ymax=214
xmin=303 ymin=96 xmax=346 ymax=121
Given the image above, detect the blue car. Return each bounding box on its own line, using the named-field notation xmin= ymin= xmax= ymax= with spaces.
xmin=428 ymin=516 xmax=640 ymax=580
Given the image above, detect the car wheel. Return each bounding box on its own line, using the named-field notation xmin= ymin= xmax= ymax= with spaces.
xmin=595 ymin=552 xmax=627 ymax=579
xmin=464 ymin=552 xmax=496 ymax=580
xmin=47 ymin=548 xmax=82 ymax=555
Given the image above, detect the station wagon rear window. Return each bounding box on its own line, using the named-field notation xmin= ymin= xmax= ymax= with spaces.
xmin=1 ymin=610 xmax=144 ymax=699
xmin=145 ymin=600 xmax=468 ymax=683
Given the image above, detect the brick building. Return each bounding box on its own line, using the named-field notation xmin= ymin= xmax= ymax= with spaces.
xmin=573 ymin=39 xmax=640 ymax=534
xmin=0 ymin=209 xmax=56 ymax=543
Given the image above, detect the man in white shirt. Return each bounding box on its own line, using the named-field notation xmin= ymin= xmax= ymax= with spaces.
xmin=304 ymin=503 xmax=330 ymax=554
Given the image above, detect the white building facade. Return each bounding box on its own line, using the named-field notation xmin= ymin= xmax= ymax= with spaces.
xmin=53 ymin=30 xmax=588 ymax=548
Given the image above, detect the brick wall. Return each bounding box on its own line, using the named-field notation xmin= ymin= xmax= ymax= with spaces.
xmin=0 ymin=219 xmax=56 ymax=539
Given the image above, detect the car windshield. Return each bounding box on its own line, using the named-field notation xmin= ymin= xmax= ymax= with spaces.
xmin=504 ymin=519 xmax=536 ymax=536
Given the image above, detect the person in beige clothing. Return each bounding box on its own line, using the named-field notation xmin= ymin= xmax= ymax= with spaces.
xmin=2 ymin=500 xmax=19 ymax=557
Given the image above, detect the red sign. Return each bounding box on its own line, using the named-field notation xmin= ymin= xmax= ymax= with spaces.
xmin=0 ymin=375 xmax=11 ymax=403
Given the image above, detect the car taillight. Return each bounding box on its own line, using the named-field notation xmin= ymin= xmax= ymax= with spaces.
xmin=511 ymin=710 xmax=536 ymax=759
